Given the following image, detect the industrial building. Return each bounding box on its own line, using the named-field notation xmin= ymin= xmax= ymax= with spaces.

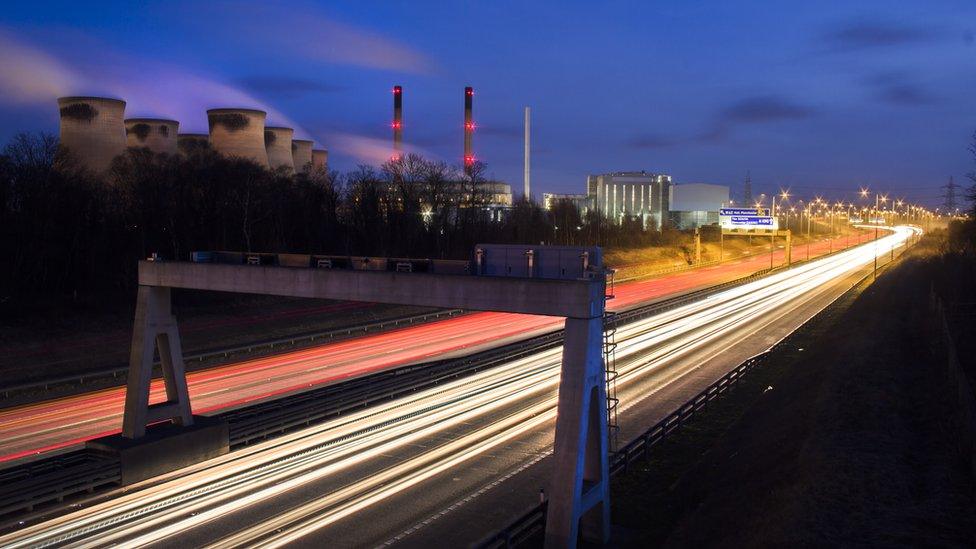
xmin=264 ymin=127 xmax=295 ymax=172
xmin=54 ymin=84 xmax=488 ymax=187
xmin=668 ymin=183 xmax=731 ymax=229
xmin=177 ymin=133 xmax=209 ymax=154
xmin=312 ymin=149 xmax=328 ymax=172
xmin=207 ymin=108 xmax=270 ymax=168
xmin=586 ymin=171 xmax=672 ymax=230
xmin=542 ymin=193 xmax=592 ymax=215
xmin=292 ymin=140 xmax=314 ymax=173
xmin=57 ymin=96 xmax=127 ymax=172
xmin=125 ymin=118 xmax=179 ymax=155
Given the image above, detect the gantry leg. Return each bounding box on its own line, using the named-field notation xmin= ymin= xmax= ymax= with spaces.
xmin=545 ymin=316 xmax=610 ymax=548
xmin=122 ymin=286 xmax=193 ymax=439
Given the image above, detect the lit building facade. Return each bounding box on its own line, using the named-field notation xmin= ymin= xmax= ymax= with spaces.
xmin=542 ymin=193 xmax=592 ymax=215
xmin=585 ymin=171 xmax=672 ymax=230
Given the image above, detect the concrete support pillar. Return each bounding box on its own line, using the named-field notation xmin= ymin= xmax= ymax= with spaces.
xmin=545 ymin=316 xmax=610 ymax=548
xmin=122 ymin=286 xmax=193 ymax=439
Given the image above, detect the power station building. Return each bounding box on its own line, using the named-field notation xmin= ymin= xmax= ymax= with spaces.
xmin=668 ymin=183 xmax=731 ymax=229
xmin=586 ymin=171 xmax=672 ymax=230
xmin=125 ymin=118 xmax=179 ymax=155
xmin=542 ymin=193 xmax=592 ymax=215
xmin=292 ymin=140 xmax=313 ymax=173
xmin=207 ymin=108 xmax=270 ymax=168
xmin=264 ymin=126 xmax=295 ymax=172
xmin=57 ymin=96 xmax=127 ymax=172
xmin=311 ymin=149 xmax=328 ymax=172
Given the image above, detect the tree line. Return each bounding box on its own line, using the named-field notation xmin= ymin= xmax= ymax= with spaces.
xmin=0 ymin=132 xmax=680 ymax=307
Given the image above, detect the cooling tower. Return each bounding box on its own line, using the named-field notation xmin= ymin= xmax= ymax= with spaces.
xmin=463 ymin=86 xmax=474 ymax=173
xmin=264 ymin=126 xmax=295 ymax=172
xmin=292 ymin=139 xmax=313 ymax=172
xmin=125 ymin=118 xmax=179 ymax=155
xmin=312 ymin=149 xmax=328 ymax=172
xmin=177 ymin=133 xmax=209 ymax=154
xmin=206 ymin=108 xmax=269 ymax=168
xmin=57 ymin=96 xmax=127 ymax=172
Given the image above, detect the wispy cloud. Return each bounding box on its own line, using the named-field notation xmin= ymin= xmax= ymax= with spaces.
xmin=628 ymin=134 xmax=680 ymax=149
xmin=863 ymin=72 xmax=937 ymax=106
xmin=0 ymin=27 xmax=315 ymax=140
xmin=821 ymin=20 xmax=939 ymax=52
xmin=323 ymin=130 xmax=433 ymax=165
xmin=237 ymin=76 xmax=345 ymax=98
xmin=0 ymin=28 xmax=77 ymax=103
xmin=720 ymin=95 xmax=815 ymax=123
xmin=685 ymin=95 xmax=816 ymax=145
xmin=191 ymin=1 xmax=436 ymax=75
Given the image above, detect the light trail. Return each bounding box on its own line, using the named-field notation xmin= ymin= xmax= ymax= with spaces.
xmin=0 ymin=226 xmax=917 ymax=548
xmin=0 ymin=232 xmax=863 ymax=462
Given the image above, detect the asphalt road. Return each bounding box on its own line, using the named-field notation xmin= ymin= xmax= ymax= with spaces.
xmin=0 ymin=233 xmax=867 ymax=464
xmin=0 ymin=227 xmax=914 ymax=548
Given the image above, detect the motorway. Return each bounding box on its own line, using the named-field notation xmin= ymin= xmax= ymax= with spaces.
xmin=0 ymin=226 xmax=915 ymax=548
xmin=0 ymin=233 xmax=874 ymax=464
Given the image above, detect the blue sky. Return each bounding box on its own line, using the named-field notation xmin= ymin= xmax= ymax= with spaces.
xmin=1 ymin=1 xmax=973 ymax=205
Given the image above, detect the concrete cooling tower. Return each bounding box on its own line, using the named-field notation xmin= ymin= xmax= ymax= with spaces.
xmin=311 ymin=149 xmax=328 ymax=172
xmin=57 ymin=96 xmax=127 ymax=172
xmin=125 ymin=118 xmax=179 ymax=155
xmin=264 ymin=127 xmax=295 ymax=172
xmin=292 ymin=139 xmax=313 ymax=172
xmin=177 ymin=133 xmax=210 ymax=154
xmin=206 ymin=108 xmax=269 ymax=168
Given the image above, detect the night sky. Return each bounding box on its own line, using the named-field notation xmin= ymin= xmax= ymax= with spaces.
xmin=1 ymin=1 xmax=973 ymax=205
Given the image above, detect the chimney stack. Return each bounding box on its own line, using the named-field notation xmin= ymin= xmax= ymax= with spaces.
xmin=392 ymin=85 xmax=403 ymax=160
xmin=524 ymin=106 xmax=531 ymax=199
xmin=464 ymin=86 xmax=474 ymax=173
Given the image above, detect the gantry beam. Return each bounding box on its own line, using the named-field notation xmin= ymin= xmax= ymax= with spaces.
xmin=137 ymin=260 xmax=604 ymax=319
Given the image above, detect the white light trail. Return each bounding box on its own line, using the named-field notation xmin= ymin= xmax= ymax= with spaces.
xmin=0 ymin=226 xmax=918 ymax=549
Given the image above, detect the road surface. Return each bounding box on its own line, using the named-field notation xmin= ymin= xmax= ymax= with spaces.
xmin=0 ymin=227 xmax=915 ymax=548
xmin=0 ymin=233 xmax=873 ymax=463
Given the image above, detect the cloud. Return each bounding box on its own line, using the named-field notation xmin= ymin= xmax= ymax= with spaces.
xmin=0 ymin=28 xmax=78 ymax=103
xmin=628 ymin=134 xmax=680 ymax=149
xmin=237 ymin=76 xmax=345 ymax=97
xmin=863 ymin=72 xmax=937 ymax=106
xmin=720 ymin=95 xmax=814 ymax=123
xmin=323 ymin=130 xmax=433 ymax=165
xmin=687 ymin=95 xmax=814 ymax=144
xmin=0 ymin=28 xmax=315 ymax=140
xmin=821 ymin=20 xmax=938 ymax=52
xmin=192 ymin=1 xmax=436 ymax=75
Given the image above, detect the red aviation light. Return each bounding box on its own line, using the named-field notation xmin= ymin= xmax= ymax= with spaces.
xmin=464 ymin=154 xmax=475 ymax=165
xmin=393 ymin=86 xmax=402 ymax=94
xmin=465 ymin=122 xmax=475 ymax=131
xmin=392 ymin=121 xmax=402 ymax=129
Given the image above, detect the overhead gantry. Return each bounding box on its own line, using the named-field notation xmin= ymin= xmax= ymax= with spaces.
xmin=111 ymin=246 xmax=612 ymax=547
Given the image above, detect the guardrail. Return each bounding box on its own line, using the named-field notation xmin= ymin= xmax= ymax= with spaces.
xmin=476 ymin=230 xmax=915 ymax=548
xmin=0 ymin=266 xmax=776 ymax=522
xmin=474 ymin=353 xmax=769 ymax=549
xmin=0 ymin=309 xmax=465 ymax=402
xmin=0 ymin=452 xmax=120 ymax=518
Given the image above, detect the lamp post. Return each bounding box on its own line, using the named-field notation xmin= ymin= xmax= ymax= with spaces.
xmin=770 ymin=190 xmax=789 ymax=269
xmin=860 ymin=188 xmax=887 ymax=279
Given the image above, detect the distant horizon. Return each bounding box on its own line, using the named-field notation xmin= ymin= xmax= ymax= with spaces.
xmin=1 ymin=1 xmax=973 ymax=207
